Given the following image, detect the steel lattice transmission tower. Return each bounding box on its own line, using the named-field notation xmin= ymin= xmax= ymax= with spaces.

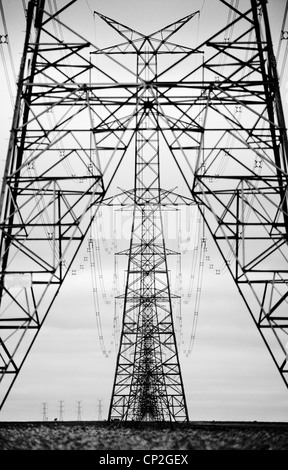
xmin=104 ymin=12 xmax=197 ymax=422
xmin=0 ymin=0 xmax=288 ymax=420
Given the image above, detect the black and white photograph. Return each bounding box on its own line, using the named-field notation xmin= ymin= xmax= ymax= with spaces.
xmin=0 ymin=0 xmax=288 ymax=454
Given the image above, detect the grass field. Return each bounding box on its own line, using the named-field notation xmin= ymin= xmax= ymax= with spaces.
xmin=0 ymin=421 xmax=287 ymax=450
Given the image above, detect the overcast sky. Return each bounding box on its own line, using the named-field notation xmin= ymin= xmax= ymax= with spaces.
xmin=0 ymin=0 xmax=288 ymax=423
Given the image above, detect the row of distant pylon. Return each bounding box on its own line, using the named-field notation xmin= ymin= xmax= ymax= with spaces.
xmin=41 ymin=399 xmax=104 ymax=422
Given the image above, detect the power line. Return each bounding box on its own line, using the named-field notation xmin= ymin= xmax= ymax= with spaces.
xmin=277 ymin=2 xmax=288 ymax=86
xmin=85 ymin=0 xmax=93 ymax=14
xmin=0 ymin=0 xmax=16 ymax=80
xmin=22 ymin=0 xmax=27 ymax=15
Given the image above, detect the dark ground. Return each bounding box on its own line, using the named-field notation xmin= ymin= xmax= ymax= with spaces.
xmin=0 ymin=420 xmax=287 ymax=451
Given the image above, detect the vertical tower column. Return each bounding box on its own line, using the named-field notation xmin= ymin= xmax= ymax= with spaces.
xmin=108 ymin=40 xmax=188 ymax=422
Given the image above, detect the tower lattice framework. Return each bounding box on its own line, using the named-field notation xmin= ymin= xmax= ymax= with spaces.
xmin=0 ymin=0 xmax=288 ymax=420
xmin=106 ymin=11 xmax=195 ymax=422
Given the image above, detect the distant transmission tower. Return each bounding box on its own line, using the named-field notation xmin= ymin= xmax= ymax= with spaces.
xmin=97 ymin=399 xmax=103 ymax=421
xmin=77 ymin=401 xmax=82 ymax=421
xmin=105 ymin=11 xmax=195 ymax=422
xmin=0 ymin=0 xmax=288 ymax=423
xmin=42 ymin=402 xmax=48 ymax=422
xmin=59 ymin=400 xmax=64 ymax=422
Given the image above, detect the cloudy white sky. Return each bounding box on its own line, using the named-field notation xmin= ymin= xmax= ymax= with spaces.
xmin=0 ymin=0 xmax=288 ymax=423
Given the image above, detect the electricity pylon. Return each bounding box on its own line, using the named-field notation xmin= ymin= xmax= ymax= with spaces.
xmin=0 ymin=0 xmax=106 ymax=410
xmin=105 ymin=12 xmax=195 ymax=422
xmin=0 ymin=0 xmax=288 ymax=420
xmin=59 ymin=400 xmax=64 ymax=421
xmin=97 ymin=399 xmax=103 ymax=421
xmin=42 ymin=402 xmax=48 ymax=421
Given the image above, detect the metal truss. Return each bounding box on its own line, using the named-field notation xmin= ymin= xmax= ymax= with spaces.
xmin=0 ymin=0 xmax=107 ymax=410
xmin=192 ymin=1 xmax=288 ymax=385
xmin=106 ymin=12 xmax=193 ymax=420
xmin=108 ymin=203 xmax=188 ymax=422
xmin=0 ymin=0 xmax=288 ymax=418
xmin=102 ymin=0 xmax=288 ymax=419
